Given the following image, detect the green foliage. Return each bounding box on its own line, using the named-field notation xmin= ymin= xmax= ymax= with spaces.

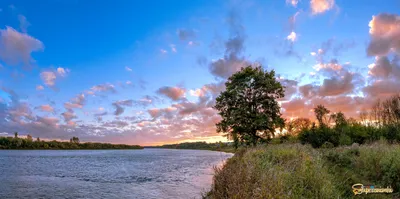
xmin=298 ymin=125 xmax=340 ymax=148
xmin=0 ymin=136 xmax=143 ymax=150
xmin=206 ymin=143 xmax=400 ymax=198
xmin=206 ymin=144 xmax=339 ymax=199
xmin=298 ymin=102 xmax=400 ymax=148
xmin=214 ymin=66 xmax=285 ymax=146
xmin=156 ymin=141 xmax=235 ymax=153
xmin=322 ymin=143 xmax=400 ymax=197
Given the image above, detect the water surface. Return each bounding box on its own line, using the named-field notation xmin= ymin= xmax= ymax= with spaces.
xmin=0 ymin=149 xmax=232 ymax=199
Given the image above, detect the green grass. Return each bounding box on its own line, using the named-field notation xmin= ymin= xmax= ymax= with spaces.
xmin=205 ymin=142 xmax=400 ymax=199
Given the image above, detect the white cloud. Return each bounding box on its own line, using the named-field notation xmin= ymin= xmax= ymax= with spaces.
xmin=286 ymin=0 xmax=299 ymax=7
xmin=287 ymin=31 xmax=297 ymax=42
xmin=310 ymin=0 xmax=335 ymax=15
xmin=125 ymin=66 xmax=132 ymax=72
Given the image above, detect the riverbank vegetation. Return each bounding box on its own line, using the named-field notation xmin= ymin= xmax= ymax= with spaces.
xmin=0 ymin=134 xmax=143 ymax=149
xmin=206 ymin=142 xmax=400 ymax=198
xmin=206 ymin=66 xmax=400 ymax=198
xmin=153 ymin=141 xmax=235 ymax=153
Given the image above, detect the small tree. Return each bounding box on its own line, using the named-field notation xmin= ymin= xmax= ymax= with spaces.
xmin=27 ymin=134 xmax=33 ymax=141
xmin=331 ymin=112 xmax=347 ymax=128
xmin=214 ymin=66 xmax=285 ymax=146
xmin=70 ymin=136 xmax=80 ymax=144
xmin=314 ymin=105 xmax=330 ymax=126
xmin=287 ymin=118 xmax=312 ymax=135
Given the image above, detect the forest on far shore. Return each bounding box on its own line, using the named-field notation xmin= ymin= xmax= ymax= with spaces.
xmin=0 ymin=133 xmax=143 ymax=150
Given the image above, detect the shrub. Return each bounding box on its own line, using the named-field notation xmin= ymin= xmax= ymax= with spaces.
xmin=207 ymin=144 xmax=339 ymax=199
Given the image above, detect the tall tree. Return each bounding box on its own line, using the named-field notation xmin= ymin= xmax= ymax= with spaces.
xmin=214 ymin=66 xmax=285 ymax=146
xmin=314 ymin=105 xmax=330 ymax=126
xmin=14 ymin=132 xmax=18 ymax=138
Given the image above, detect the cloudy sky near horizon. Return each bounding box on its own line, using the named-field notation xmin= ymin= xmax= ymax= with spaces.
xmin=0 ymin=0 xmax=399 ymax=145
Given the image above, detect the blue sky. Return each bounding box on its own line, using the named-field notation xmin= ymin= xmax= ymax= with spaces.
xmin=0 ymin=0 xmax=399 ymax=145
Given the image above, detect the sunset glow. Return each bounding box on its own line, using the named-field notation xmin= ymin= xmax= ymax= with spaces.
xmin=0 ymin=0 xmax=399 ymax=145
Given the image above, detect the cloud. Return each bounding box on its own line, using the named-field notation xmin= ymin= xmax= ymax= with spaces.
xmin=311 ymin=38 xmax=355 ymax=63
xmin=40 ymin=67 xmax=70 ymax=88
xmin=177 ymin=29 xmax=196 ymax=40
xmin=40 ymin=71 xmax=57 ymax=87
xmin=132 ymin=95 xmax=157 ymax=107
xmin=64 ymin=93 xmax=85 ymax=110
xmin=36 ymin=116 xmax=59 ymax=127
xmin=363 ymin=79 xmax=400 ymax=98
xmin=317 ymin=71 xmax=355 ymax=96
xmin=160 ymin=49 xmax=167 ymax=54
xmin=18 ymin=15 xmax=30 ymax=33
xmin=156 ymin=86 xmax=186 ymax=101
xmin=103 ymin=120 xmax=129 ymax=128
xmin=61 ymin=110 xmax=76 ymax=123
xmin=125 ymin=66 xmax=133 ymax=72
xmin=57 ymin=67 xmax=69 ymax=76
xmin=8 ymin=102 xmax=35 ymax=124
xmin=286 ymin=0 xmax=299 ymax=7
xmin=310 ymin=0 xmax=335 ymax=15
xmin=0 ymin=26 xmax=44 ymax=66
xmin=279 ymin=79 xmax=298 ymax=100
xmin=170 ymin=44 xmax=177 ymax=53
xmin=112 ymin=100 xmax=133 ymax=116
xmin=36 ymin=104 xmax=54 ymax=112
xmin=368 ymin=56 xmax=400 ymax=78
xmin=36 ymin=85 xmax=44 ymax=91
xmin=287 ymin=31 xmax=297 ymax=42
xmin=289 ymin=11 xmax=301 ymax=31
xmin=94 ymin=111 xmax=107 ymax=117
xmin=90 ymin=83 xmax=116 ymax=94
xmin=208 ymin=11 xmax=252 ymax=79
xmin=298 ymin=59 xmax=363 ymax=99
xmin=367 ymin=13 xmax=400 ymax=56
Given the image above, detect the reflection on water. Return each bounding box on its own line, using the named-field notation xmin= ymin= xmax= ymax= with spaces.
xmin=0 ymin=149 xmax=232 ymax=199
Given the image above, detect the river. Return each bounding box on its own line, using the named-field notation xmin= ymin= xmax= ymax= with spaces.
xmin=0 ymin=149 xmax=232 ymax=199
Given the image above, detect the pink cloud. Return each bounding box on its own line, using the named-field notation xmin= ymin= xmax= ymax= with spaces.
xmin=310 ymin=0 xmax=335 ymax=15
xmin=157 ymin=86 xmax=186 ymax=101
xmin=36 ymin=104 xmax=54 ymax=112
xmin=0 ymin=26 xmax=43 ymax=66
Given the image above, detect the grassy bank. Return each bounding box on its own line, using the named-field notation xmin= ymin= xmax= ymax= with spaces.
xmin=205 ymin=141 xmax=400 ymax=199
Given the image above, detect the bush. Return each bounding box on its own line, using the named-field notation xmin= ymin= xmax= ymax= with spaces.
xmin=298 ymin=126 xmax=339 ymax=148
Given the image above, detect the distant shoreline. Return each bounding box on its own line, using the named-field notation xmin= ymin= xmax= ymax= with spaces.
xmin=144 ymin=141 xmax=236 ymax=153
xmin=0 ymin=136 xmax=143 ymax=150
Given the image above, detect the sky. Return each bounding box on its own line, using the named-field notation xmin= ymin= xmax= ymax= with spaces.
xmin=0 ymin=0 xmax=399 ymax=145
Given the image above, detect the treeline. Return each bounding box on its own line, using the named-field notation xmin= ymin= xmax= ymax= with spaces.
xmin=283 ymin=95 xmax=400 ymax=148
xmin=0 ymin=133 xmax=143 ymax=150
xmin=153 ymin=141 xmax=234 ymax=152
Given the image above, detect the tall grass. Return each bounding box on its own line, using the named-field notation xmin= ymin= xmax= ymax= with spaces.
xmin=206 ymin=142 xmax=400 ymax=199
